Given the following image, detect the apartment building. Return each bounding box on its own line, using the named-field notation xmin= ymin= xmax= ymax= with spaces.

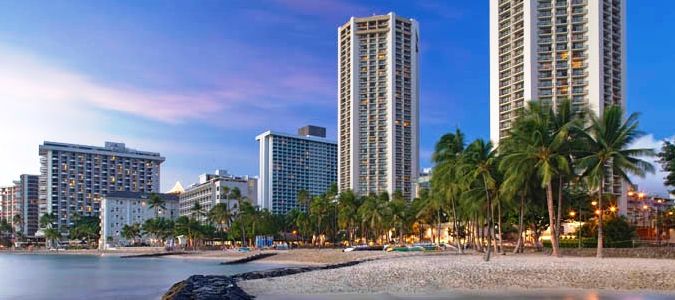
xmin=0 ymin=185 xmax=18 ymax=227
xmin=178 ymin=170 xmax=257 ymax=221
xmin=490 ymin=0 xmax=626 ymax=209
xmin=257 ymin=126 xmax=337 ymax=214
xmin=99 ymin=191 xmax=179 ymax=249
xmin=39 ymin=141 xmax=165 ymax=229
xmin=14 ymin=175 xmax=39 ymax=236
xmin=338 ymin=12 xmax=420 ymax=200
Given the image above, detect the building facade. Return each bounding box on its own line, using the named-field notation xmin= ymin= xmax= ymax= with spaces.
xmin=257 ymin=127 xmax=337 ymax=214
xmin=0 ymin=185 xmax=18 ymax=228
xmin=490 ymin=0 xmax=625 ymax=140
xmin=179 ymin=170 xmax=257 ymax=221
xmin=99 ymin=192 xmax=179 ymax=249
xmin=39 ymin=141 xmax=165 ymax=229
xmin=338 ymin=12 xmax=420 ymax=200
xmin=14 ymin=175 xmax=40 ymax=236
xmin=490 ymin=0 xmax=626 ymax=209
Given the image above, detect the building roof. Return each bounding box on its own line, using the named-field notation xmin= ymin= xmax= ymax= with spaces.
xmin=255 ymin=130 xmax=337 ymax=144
xmin=105 ymin=191 xmax=178 ymax=201
xmin=39 ymin=141 xmax=165 ymax=161
xmin=167 ymin=181 xmax=185 ymax=194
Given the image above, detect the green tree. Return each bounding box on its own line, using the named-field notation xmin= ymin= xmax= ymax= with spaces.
xmin=576 ymin=105 xmax=655 ymax=257
xmin=431 ymin=129 xmax=466 ymax=253
xmin=190 ymin=202 xmax=207 ymax=222
xmin=69 ymin=215 xmax=101 ymax=248
xmin=39 ymin=213 xmax=57 ymax=229
xmin=208 ymin=203 xmax=233 ymax=233
xmin=658 ymin=140 xmax=675 ymax=194
xmin=121 ymin=223 xmax=142 ymax=245
xmin=462 ymin=139 xmax=498 ymax=261
xmin=44 ymin=228 xmax=62 ymax=250
xmin=147 ymin=193 xmax=166 ymax=219
xmin=297 ymin=189 xmax=311 ymax=211
xmin=337 ymin=190 xmax=359 ymax=246
xmin=499 ymin=101 xmax=569 ymax=258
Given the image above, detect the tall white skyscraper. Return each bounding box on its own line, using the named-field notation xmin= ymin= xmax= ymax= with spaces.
xmin=338 ymin=12 xmax=420 ymax=200
xmin=490 ymin=0 xmax=625 ymax=141
xmin=490 ymin=0 xmax=627 ymax=209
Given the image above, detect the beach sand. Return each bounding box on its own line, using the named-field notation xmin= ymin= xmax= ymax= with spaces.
xmin=239 ymin=252 xmax=675 ymax=298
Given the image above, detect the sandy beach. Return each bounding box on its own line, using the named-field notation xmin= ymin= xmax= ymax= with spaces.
xmin=239 ymin=253 xmax=675 ymax=298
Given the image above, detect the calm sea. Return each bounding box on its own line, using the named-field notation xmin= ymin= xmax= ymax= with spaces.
xmin=0 ymin=253 xmax=281 ymax=300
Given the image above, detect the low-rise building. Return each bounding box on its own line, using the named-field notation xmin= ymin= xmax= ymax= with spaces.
xmin=99 ymin=192 xmax=179 ymax=249
xmin=179 ymin=170 xmax=257 ymax=221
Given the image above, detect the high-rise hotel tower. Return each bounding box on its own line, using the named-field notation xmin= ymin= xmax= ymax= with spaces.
xmin=338 ymin=13 xmax=420 ymax=200
xmin=39 ymin=141 xmax=164 ymax=229
xmin=490 ymin=0 xmax=625 ymax=141
xmin=490 ymin=0 xmax=627 ymax=208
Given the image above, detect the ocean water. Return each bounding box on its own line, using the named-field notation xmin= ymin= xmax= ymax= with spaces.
xmin=0 ymin=253 xmax=281 ymax=300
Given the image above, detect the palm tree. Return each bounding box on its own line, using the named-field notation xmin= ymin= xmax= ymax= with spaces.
xmin=44 ymin=228 xmax=61 ymax=250
xmin=462 ymin=139 xmax=498 ymax=261
xmin=500 ymin=101 xmax=570 ymax=258
xmin=190 ymin=202 xmax=206 ymax=222
xmin=12 ymin=213 xmax=23 ymax=236
xmin=431 ymin=129 xmax=466 ymax=253
xmin=415 ymin=189 xmax=445 ymax=245
xmin=297 ymin=189 xmax=311 ymax=212
xmin=309 ymin=195 xmax=330 ymax=247
xmin=39 ymin=213 xmax=57 ymax=229
xmin=208 ymin=203 xmax=233 ymax=234
xmin=121 ymin=223 xmax=142 ymax=245
xmin=147 ymin=193 xmax=166 ymax=219
xmin=337 ymin=190 xmax=358 ymax=246
xmin=576 ymin=105 xmax=655 ymax=258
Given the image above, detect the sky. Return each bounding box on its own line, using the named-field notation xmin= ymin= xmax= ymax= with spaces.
xmin=0 ymin=0 xmax=673 ymax=195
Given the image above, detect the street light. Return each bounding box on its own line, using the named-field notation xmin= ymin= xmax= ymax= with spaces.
xmin=591 ymin=201 xmax=598 ymax=206
xmin=609 ymin=206 xmax=617 ymax=213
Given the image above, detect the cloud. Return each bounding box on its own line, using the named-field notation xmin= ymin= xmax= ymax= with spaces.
xmin=628 ymin=134 xmax=672 ymax=196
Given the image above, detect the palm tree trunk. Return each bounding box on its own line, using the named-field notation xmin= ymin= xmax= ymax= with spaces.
xmin=437 ymin=209 xmax=442 ymax=245
xmin=450 ymin=198 xmax=463 ymax=254
xmin=597 ymin=180 xmax=605 ymax=258
xmin=514 ymin=193 xmax=525 ymax=254
xmin=497 ymin=200 xmax=504 ymax=254
xmin=546 ymin=182 xmax=561 ymax=257
xmin=556 ymin=177 xmax=564 ymax=243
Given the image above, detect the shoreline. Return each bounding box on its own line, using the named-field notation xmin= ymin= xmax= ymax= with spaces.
xmin=238 ymin=252 xmax=675 ymax=298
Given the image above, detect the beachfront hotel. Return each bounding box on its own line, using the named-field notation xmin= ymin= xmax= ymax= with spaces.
xmin=99 ymin=191 xmax=179 ymax=249
xmin=489 ymin=0 xmax=627 ymax=209
xmin=337 ymin=12 xmax=420 ymax=200
xmin=178 ymin=170 xmax=257 ymax=221
xmin=39 ymin=141 xmax=165 ymax=229
xmin=0 ymin=185 xmax=18 ymax=228
xmin=257 ymin=126 xmax=337 ymax=214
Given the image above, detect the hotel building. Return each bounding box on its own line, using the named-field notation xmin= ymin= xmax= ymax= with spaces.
xmin=99 ymin=192 xmax=179 ymax=249
xmin=257 ymin=126 xmax=337 ymax=214
xmin=178 ymin=170 xmax=257 ymax=221
xmin=39 ymin=141 xmax=165 ymax=229
xmin=0 ymin=185 xmax=18 ymax=227
xmin=490 ymin=0 xmax=626 ymax=209
xmin=14 ymin=175 xmax=40 ymax=236
xmin=338 ymin=12 xmax=420 ymax=200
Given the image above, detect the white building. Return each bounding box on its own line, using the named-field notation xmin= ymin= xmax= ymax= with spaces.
xmin=338 ymin=12 xmax=420 ymax=200
xmin=39 ymin=141 xmax=165 ymax=229
xmin=490 ymin=0 xmax=626 ymax=210
xmin=257 ymin=127 xmax=337 ymax=214
xmin=179 ymin=170 xmax=257 ymax=221
xmin=99 ymin=192 xmax=179 ymax=249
